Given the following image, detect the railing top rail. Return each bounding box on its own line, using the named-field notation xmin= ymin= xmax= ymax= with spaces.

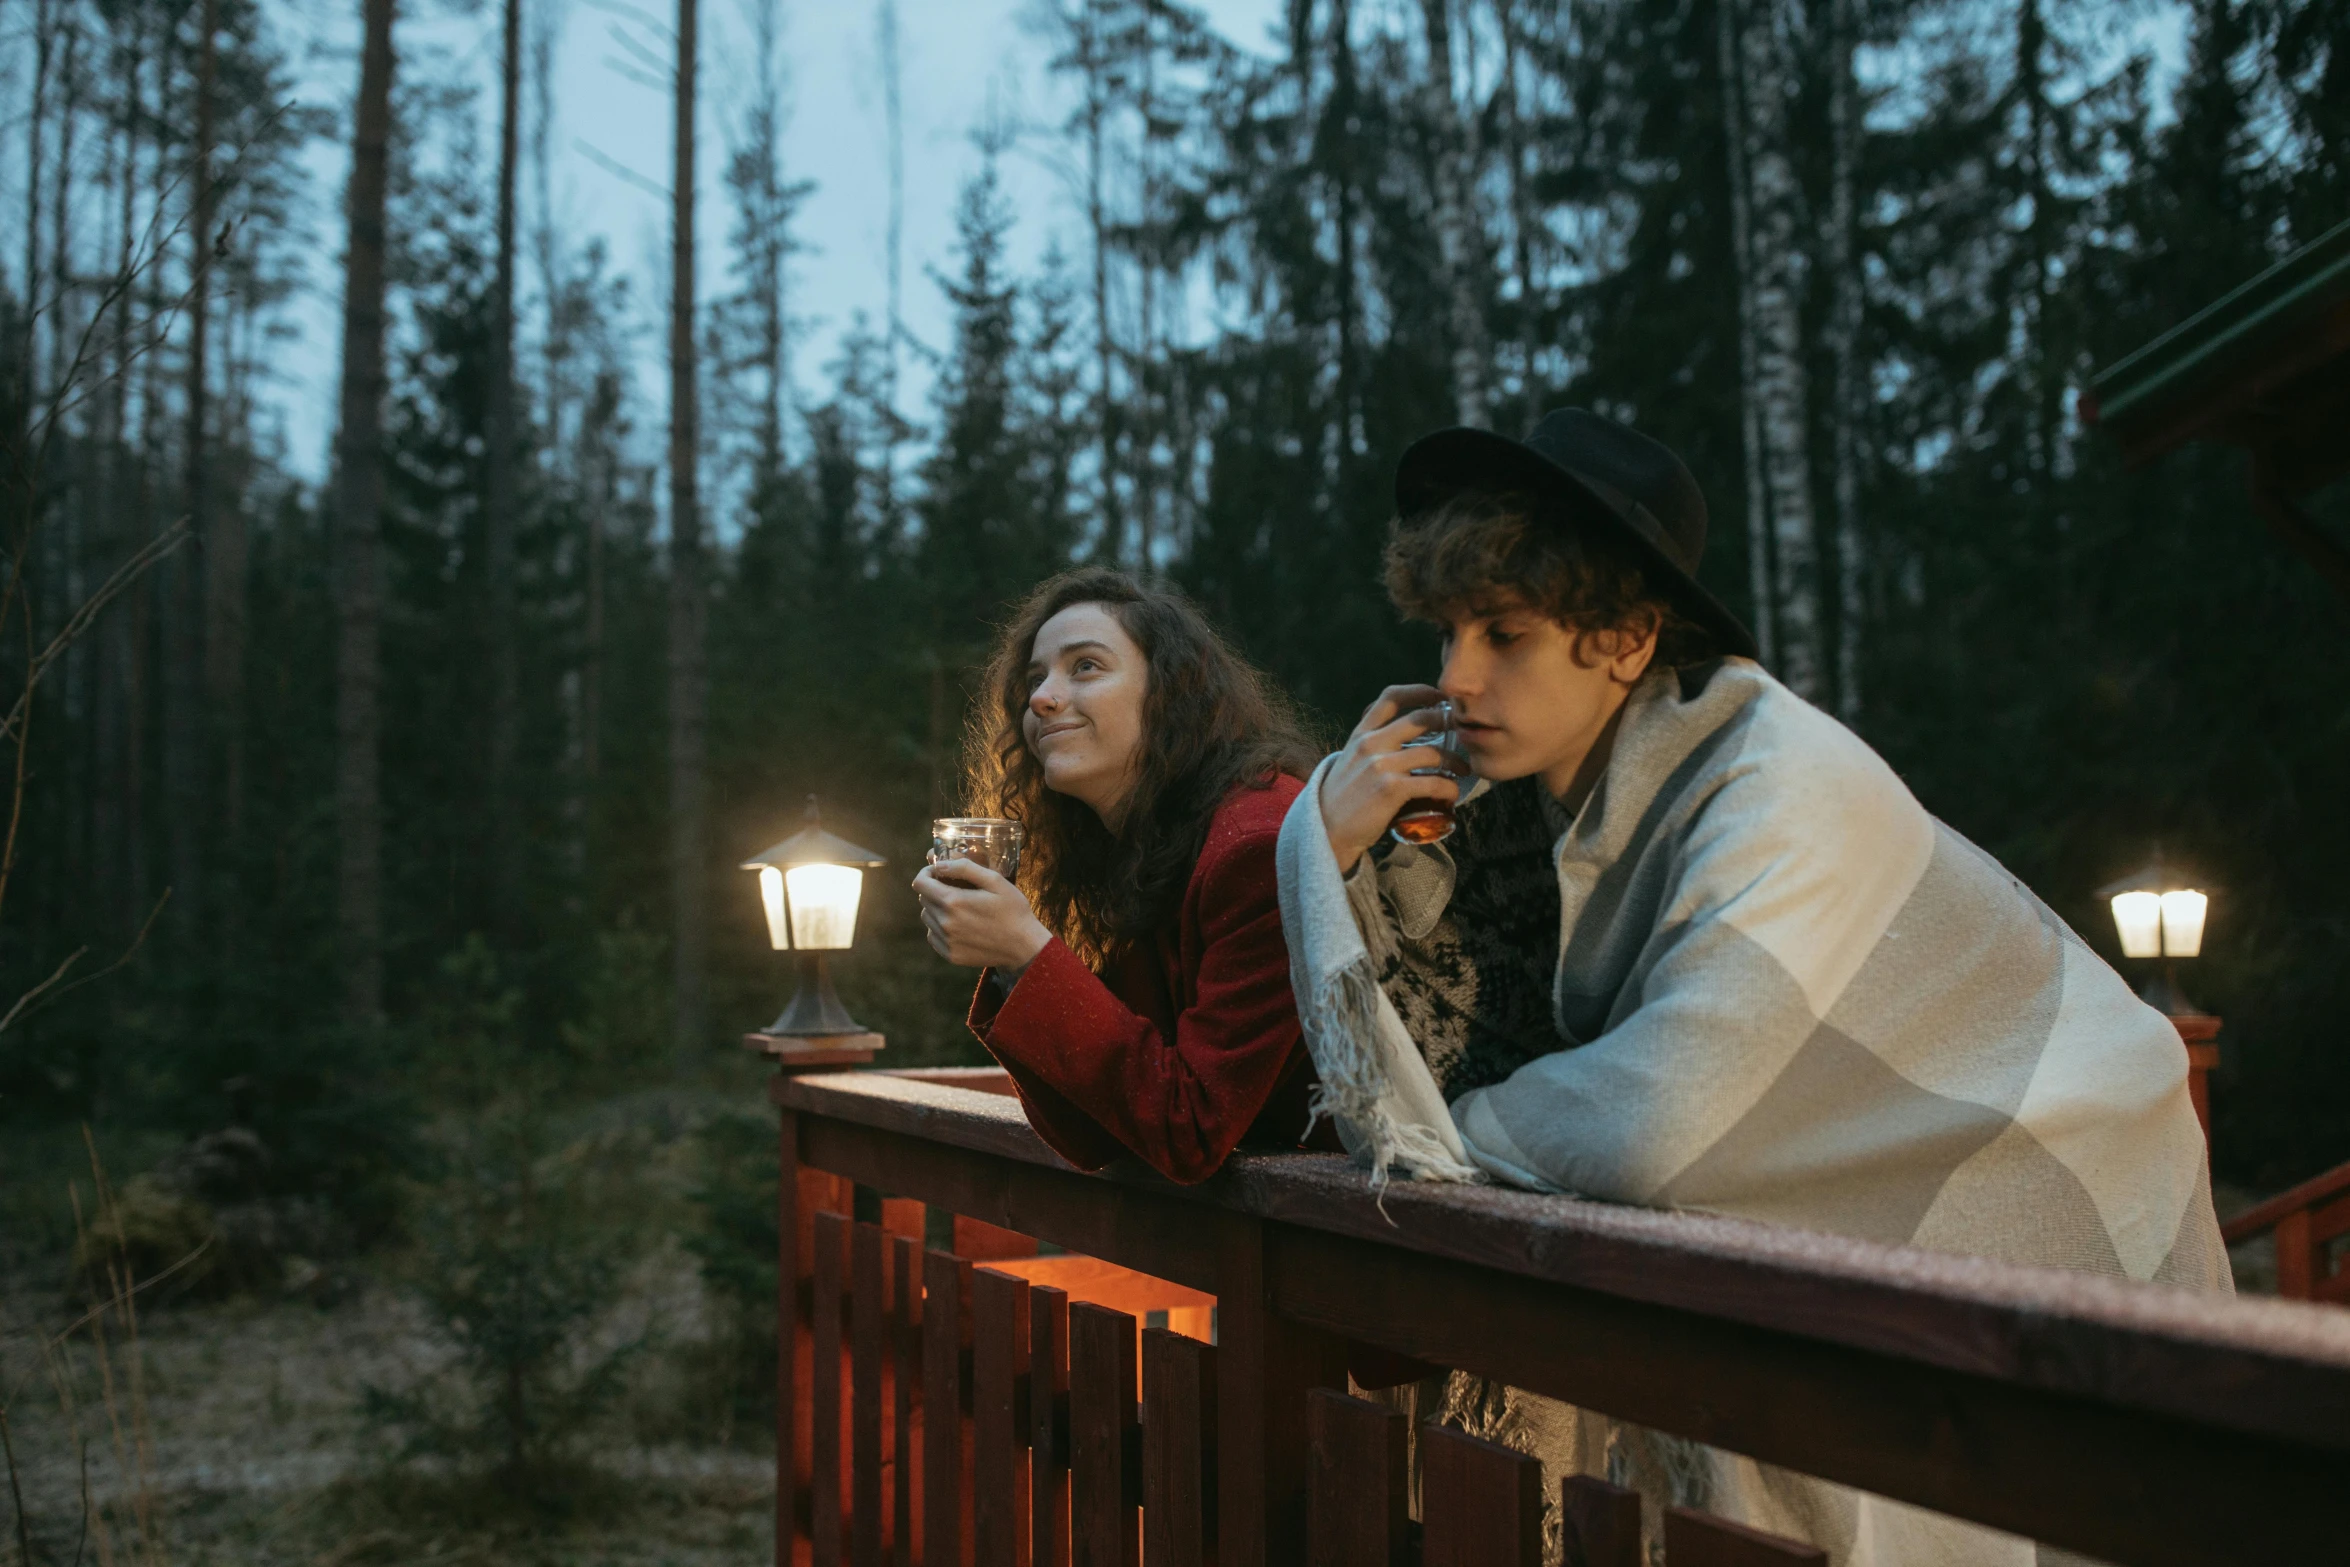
xmin=2220 ymin=1153 xmax=2350 ymax=1240
xmin=773 ymin=1067 xmax=2350 ymax=1452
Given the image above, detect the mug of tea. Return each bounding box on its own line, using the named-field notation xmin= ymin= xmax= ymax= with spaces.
xmin=1389 ymin=702 xmax=1470 ymax=846
xmin=930 ymin=817 xmax=1026 ymax=882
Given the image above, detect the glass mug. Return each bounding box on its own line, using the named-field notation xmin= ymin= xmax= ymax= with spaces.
xmin=1390 ymin=701 xmax=1470 ymax=846
xmin=930 ymin=817 xmax=1026 ymax=882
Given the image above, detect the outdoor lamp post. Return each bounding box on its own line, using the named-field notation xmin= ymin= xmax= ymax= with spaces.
xmin=2098 ymin=853 xmax=2220 ymax=1140
xmin=740 ymin=795 xmax=888 ymax=1064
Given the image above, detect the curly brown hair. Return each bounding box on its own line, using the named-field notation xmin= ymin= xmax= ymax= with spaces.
xmin=1383 ymin=489 xmax=1719 ymax=667
xmin=963 ymin=568 xmax=1320 ymax=968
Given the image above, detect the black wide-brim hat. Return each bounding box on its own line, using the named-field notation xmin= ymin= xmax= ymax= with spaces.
xmin=1394 ymin=407 xmax=1759 ymax=662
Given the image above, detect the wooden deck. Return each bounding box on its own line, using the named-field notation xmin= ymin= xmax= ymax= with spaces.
xmin=767 ymin=1064 xmax=2350 ymax=1566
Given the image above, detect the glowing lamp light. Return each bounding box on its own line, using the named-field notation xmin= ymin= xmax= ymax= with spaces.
xmin=740 ymin=796 xmax=888 ymax=1039
xmin=784 ymin=863 xmax=864 ymax=950
xmin=2158 ymin=890 xmax=2208 ymax=959
xmin=757 ymin=867 xmax=790 ymax=950
xmin=2096 ymin=854 xmax=2213 ymax=1017
xmin=2110 ymin=890 xmax=2163 ymax=959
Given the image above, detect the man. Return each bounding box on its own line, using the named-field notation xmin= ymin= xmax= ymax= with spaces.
xmin=1275 ymin=408 xmax=2226 ymax=1566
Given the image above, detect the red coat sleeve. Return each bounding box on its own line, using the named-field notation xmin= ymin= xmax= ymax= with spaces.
xmin=966 ymin=825 xmax=1305 ymax=1184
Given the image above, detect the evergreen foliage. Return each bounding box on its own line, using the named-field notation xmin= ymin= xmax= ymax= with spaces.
xmin=1 ymin=0 xmax=2344 ymax=1215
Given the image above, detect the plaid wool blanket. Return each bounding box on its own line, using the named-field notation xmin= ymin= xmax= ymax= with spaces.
xmin=1275 ymin=657 xmax=2229 ymax=1566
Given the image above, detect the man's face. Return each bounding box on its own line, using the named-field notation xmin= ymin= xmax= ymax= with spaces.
xmin=1436 ymin=597 xmax=1654 ymax=796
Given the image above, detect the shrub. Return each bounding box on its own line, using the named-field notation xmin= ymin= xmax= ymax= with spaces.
xmin=362 ymin=1109 xmax=648 ymax=1500
xmin=683 ymin=1111 xmax=780 ymax=1426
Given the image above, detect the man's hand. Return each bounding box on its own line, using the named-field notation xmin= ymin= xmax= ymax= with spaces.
xmin=912 ymin=859 xmax=1054 ymax=974
xmin=1319 ymin=683 xmax=1462 ymax=875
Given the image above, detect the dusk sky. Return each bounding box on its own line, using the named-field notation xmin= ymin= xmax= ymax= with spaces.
xmin=263 ymin=0 xmax=1292 ymax=491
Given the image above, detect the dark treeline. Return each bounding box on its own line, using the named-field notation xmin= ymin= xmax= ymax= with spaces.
xmin=4 ymin=0 xmax=2346 ymax=1195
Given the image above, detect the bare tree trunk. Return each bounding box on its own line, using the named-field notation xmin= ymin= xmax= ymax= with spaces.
xmin=529 ymin=0 xmax=565 ymax=459
xmin=485 ymin=0 xmax=524 ymax=929
xmin=92 ymin=18 xmax=141 ymax=940
xmin=668 ymin=0 xmax=707 ymax=1060
xmin=1724 ymin=0 xmax=1821 ymax=693
xmin=1330 ymin=0 xmax=1363 ymax=458
xmin=335 ymin=0 xmax=398 ymax=1024
xmin=150 ymin=0 xmax=213 ymax=944
xmin=1718 ymin=0 xmax=1776 ymax=667
xmin=1137 ymin=4 xmax=1158 ymax=569
xmin=153 ymin=0 xmax=209 ymax=940
xmin=583 ymin=398 xmax=609 ymax=785
xmin=746 ymin=0 xmax=787 ymax=474
xmin=16 ymin=0 xmax=50 ymax=462
xmin=124 ymin=14 xmax=157 ymax=942
xmin=1827 ymin=0 xmax=1865 ymax=722
xmin=46 ymin=13 xmax=81 ymax=400
xmin=2015 ymin=0 xmax=2069 ymax=615
xmin=53 ymin=21 xmax=91 ymax=917
xmin=193 ymin=0 xmax=243 ymax=956
xmin=1076 ymin=0 xmax=1122 ymax=564
xmin=877 ymin=0 xmax=904 ymax=539
xmin=1497 ymin=1 xmax=1541 ymax=431
xmin=1420 ymin=0 xmax=1487 ymax=426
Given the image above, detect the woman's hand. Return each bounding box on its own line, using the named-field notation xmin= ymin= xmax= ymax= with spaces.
xmin=1319 ymin=683 xmax=1461 ymax=875
xmin=912 ymin=860 xmax=1055 ymax=974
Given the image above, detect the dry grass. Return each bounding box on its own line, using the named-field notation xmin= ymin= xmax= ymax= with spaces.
xmin=4 ymin=1255 xmax=776 ymax=1565
xmin=2 ymin=1119 xmax=777 ymax=1567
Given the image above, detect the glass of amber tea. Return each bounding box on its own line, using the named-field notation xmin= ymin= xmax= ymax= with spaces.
xmin=930 ymin=817 xmax=1026 ymax=883
xmin=1390 ymin=702 xmax=1470 ymax=846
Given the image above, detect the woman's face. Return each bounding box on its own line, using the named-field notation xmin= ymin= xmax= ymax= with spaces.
xmin=1024 ymin=602 xmax=1149 ymax=825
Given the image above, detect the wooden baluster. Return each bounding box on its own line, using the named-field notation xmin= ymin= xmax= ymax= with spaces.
xmin=813 ymin=1211 xmax=850 ymax=1567
xmin=1304 ymin=1388 xmax=1405 ymax=1567
xmin=1141 ymin=1327 xmax=1216 ymax=1567
xmin=2318 ymin=1192 xmax=2350 ymax=1302
xmin=1663 ymin=1508 xmax=1827 ymax=1565
xmin=1033 ymin=1284 xmax=1073 ymax=1567
xmin=924 ymin=1248 xmax=973 ymax=1567
xmin=1214 ymin=1213 xmax=1347 ymax=1567
xmin=1420 ymin=1423 xmax=1542 ymax=1567
xmin=892 ymin=1235 xmax=920 ymax=1567
xmin=2277 ymin=1209 xmax=2316 ymax=1300
xmin=1560 ymin=1476 xmax=1642 ymax=1567
xmin=853 ymin=1222 xmax=886 ymax=1567
xmin=973 ymin=1267 xmax=1032 ymax=1567
xmin=1071 ymin=1302 xmax=1141 ymax=1567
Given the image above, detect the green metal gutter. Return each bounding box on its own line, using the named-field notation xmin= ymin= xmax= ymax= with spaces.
xmin=2089 ymin=216 xmax=2350 ymax=438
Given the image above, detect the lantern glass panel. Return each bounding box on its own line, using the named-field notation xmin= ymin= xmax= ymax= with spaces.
xmin=2159 ymin=889 xmax=2208 ymax=958
xmin=785 ymin=863 xmax=863 ymax=950
xmin=2111 ymin=891 xmax=2162 ymax=959
xmin=758 ymin=867 xmax=792 ymax=951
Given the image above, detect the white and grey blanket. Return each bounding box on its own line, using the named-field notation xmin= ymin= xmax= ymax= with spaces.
xmin=1275 ymin=657 xmax=2229 ymax=1567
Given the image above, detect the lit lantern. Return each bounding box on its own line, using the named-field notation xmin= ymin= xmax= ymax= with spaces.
xmin=740 ymin=796 xmax=888 ymax=1043
xmin=2096 ymin=855 xmax=2213 ymax=1018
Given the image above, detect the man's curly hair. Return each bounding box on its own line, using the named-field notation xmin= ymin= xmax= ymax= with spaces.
xmin=1384 ymin=488 xmax=1718 ymax=667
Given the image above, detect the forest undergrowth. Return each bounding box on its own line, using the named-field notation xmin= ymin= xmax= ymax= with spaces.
xmin=2 ymin=1088 xmax=784 ymax=1565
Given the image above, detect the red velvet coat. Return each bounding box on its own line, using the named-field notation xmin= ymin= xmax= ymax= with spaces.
xmin=967 ymin=773 xmax=1325 ymax=1184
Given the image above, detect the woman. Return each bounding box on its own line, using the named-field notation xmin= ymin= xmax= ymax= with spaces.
xmin=911 ymin=568 xmax=1327 ymax=1184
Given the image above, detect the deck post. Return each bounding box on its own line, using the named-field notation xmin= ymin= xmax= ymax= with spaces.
xmin=1214 ymin=1211 xmax=1345 ymax=1567
xmin=779 ymin=1106 xmax=800 ymax=1567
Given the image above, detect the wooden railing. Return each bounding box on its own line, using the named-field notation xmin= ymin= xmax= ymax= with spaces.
xmin=767 ymin=1064 xmax=2350 ymax=1567
xmin=2222 ymin=1156 xmax=2350 ymax=1303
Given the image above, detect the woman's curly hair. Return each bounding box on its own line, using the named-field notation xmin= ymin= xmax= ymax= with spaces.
xmin=963 ymin=568 xmax=1319 ymax=969
xmin=1384 ymin=488 xmax=1719 ymax=667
